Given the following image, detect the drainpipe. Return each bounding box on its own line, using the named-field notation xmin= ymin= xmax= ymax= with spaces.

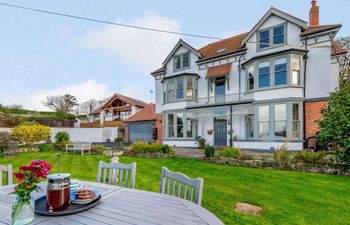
xmin=238 ymin=54 xmax=245 ymax=101
xmin=229 ymin=105 xmax=233 ymax=147
xmin=303 ymin=37 xmax=309 ymax=149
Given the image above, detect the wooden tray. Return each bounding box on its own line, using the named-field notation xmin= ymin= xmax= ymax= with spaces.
xmin=35 ymin=195 xmax=101 ymax=216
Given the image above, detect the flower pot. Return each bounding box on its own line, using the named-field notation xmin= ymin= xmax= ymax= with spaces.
xmin=11 ymin=195 xmax=34 ymax=225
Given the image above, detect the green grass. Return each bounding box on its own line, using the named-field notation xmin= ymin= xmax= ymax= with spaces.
xmin=1 ymin=152 xmax=350 ymax=225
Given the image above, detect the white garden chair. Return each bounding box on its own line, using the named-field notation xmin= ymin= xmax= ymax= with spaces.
xmin=0 ymin=164 xmax=12 ymax=186
xmin=159 ymin=167 xmax=204 ymax=205
xmin=96 ymin=161 xmax=136 ymax=189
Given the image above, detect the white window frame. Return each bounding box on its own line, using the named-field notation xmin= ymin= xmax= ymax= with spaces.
xmin=173 ymin=52 xmax=191 ymax=71
xmin=257 ymin=23 xmax=287 ymax=52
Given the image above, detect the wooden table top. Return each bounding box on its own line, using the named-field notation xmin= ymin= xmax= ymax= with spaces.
xmin=0 ymin=181 xmax=223 ymax=225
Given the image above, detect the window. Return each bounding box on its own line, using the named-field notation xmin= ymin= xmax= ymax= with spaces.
xmin=258 ymin=105 xmax=269 ymax=137
xmin=166 ymin=79 xmax=175 ymax=102
xmin=258 ymin=24 xmax=286 ymax=51
xmin=259 ymin=61 xmax=270 ymax=88
xmin=166 ymin=113 xmax=197 ymax=139
xmin=273 ymin=26 xmax=285 ymax=45
xmin=164 ymin=76 xmax=197 ymax=103
xmin=291 ymin=55 xmax=300 ymax=85
xmin=177 ymin=113 xmax=184 ymax=138
xmin=174 ymin=52 xmax=190 ymax=71
xmin=292 ymin=104 xmax=300 ymax=138
xmin=274 ymin=104 xmax=287 ymax=137
xmin=246 ymin=115 xmax=254 ymax=138
xmin=176 ymin=78 xmax=184 ymax=100
xmin=259 ymin=30 xmax=270 ymax=49
xmin=186 ymin=77 xmax=193 ymax=99
xmin=247 ymin=65 xmax=254 ymax=91
xmin=275 ymin=57 xmax=287 ymax=85
xmin=168 ymin=114 xmax=174 ymax=138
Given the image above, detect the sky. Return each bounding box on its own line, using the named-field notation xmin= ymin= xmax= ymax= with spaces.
xmin=0 ymin=0 xmax=349 ymax=111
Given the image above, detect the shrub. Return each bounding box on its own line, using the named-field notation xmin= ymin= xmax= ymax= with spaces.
xmin=11 ymin=124 xmax=50 ymax=147
xmin=197 ymin=138 xmax=206 ymax=149
xmin=219 ymin=147 xmax=242 ymax=158
xmin=91 ymin=144 xmax=107 ymax=154
xmin=54 ymin=131 xmax=71 ymax=149
xmin=115 ymin=137 xmax=124 ymax=148
xmin=18 ymin=121 xmax=40 ymax=126
xmin=293 ymin=150 xmax=326 ymax=164
xmin=0 ymin=131 xmax=11 ymax=150
xmin=39 ymin=144 xmax=53 ymax=152
xmin=274 ymin=143 xmax=290 ymax=168
xmin=129 ymin=141 xmax=174 ymax=155
xmin=317 ymin=85 xmax=350 ymax=166
xmin=204 ymin=145 xmax=215 ymax=158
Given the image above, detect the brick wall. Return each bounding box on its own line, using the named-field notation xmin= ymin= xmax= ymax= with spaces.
xmin=305 ymin=100 xmax=328 ymax=139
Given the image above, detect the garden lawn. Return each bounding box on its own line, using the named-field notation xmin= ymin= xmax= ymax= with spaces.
xmin=1 ymin=152 xmax=350 ymax=225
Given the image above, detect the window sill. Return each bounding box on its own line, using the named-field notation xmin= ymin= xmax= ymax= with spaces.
xmin=248 ymin=85 xmax=303 ymax=93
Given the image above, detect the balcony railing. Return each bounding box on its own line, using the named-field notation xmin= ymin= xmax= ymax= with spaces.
xmin=187 ymin=92 xmax=253 ymax=107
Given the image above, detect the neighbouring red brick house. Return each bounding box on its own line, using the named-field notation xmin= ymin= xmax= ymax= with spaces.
xmin=124 ymin=103 xmax=163 ymax=143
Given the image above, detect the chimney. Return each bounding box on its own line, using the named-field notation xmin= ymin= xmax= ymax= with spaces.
xmin=309 ymin=0 xmax=319 ymax=27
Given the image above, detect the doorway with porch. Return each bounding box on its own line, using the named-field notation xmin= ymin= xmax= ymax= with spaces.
xmin=214 ymin=118 xmax=227 ymax=146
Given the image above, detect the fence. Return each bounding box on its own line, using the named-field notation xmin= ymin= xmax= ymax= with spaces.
xmin=0 ymin=117 xmax=76 ymax=128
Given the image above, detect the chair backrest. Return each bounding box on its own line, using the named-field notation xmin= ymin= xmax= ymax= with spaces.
xmin=5 ymin=141 xmax=18 ymax=155
xmin=0 ymin=164 xmax=12 ymax=186
xmin=96 ymin=161 xmax=136 ymax=189
xmin=74 ymin=142 xmax=91 ymax=148
xmin=159 ymin=167 xmax=204 ymax=205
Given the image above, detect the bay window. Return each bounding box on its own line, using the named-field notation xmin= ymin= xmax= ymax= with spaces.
xmin=165 ymin=112 xmax=197 ymax=139
xmin=292 ymin=103 xmax=300 ymax=138
xmin=247 ymin=65 xmax=254 ymax=91
xmin=163 ymin=76 xmax=198 ymax=103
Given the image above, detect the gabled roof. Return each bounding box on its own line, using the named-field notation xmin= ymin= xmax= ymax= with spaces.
xmin=198 ymin=33 xmax=248 ymax=63
xmin=125 ymin=103 xmax=156 ymax=123
xmin=151 ymin=66 xmax=166 ymax=75
xmin=162 ymin=39 xmax=201 ymax=66
xmin=92 ymin=93 xmax=148 ymax=114
xmin=331 ymin=41 xmax=348 ymax=56
xmin=241 ymin=7 xmax=308 ymax=45
xmin=300 ymin=24 xmax=342 ymax=37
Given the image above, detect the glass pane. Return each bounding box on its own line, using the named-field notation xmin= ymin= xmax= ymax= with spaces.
xmin=293 ymin=104 xmax=299 ymax=120
xmin=248 ymin=65 xmax=254 ymax=90
xmin=275 ymin=58 xmax=287 ymax=85
xmin=291 ymin=55 xmax=300 ymax=70
xmin=292 ymin=71 xmax=300 ymax=85
xmin=258 ymin=105 xmax=269 ymax=121
xmin=168 ymin=114 xmax=174 ymax=125
xmin=215 ymin=81 xmax=225 ymax=96
xmin=246 ymin=115 xmax=254 ymax=138
xmin=177 ymin=113 xmax=184 ymax=138
xmin=186 ymin=89 xmax=193 ymax=99
xmin=186 ymin=118 xmax=193 ymax=138
xmin=292 ymin=121 xmax=300 ymax=138
xmin=275 ymin=104 xmax=286 ymax=121
xmin=275 ymin=71 xmax=287 ymax=85
xmin=259 ymin=62 xmax=270 ymax=88
xmin=273 ymin=26 xmax=284 ymax=44
xmin=275 ymin=121 xmax=287 ymax=137
xmin=182 ymin=53 xmax=190 ymax=68
xmin=174 ymin=56 xmax=181 ymax=70
xmin=176 ymin=78 xmax=184 ymax=100
xmin=168 ymin=126 xmax=174 ymax=138
xmin=259 ymin=122 xmax=269 ymax=137
xmin=259 ymin=30 xmax=270 ymax=49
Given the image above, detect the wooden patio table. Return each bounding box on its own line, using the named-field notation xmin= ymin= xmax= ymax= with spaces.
xmin=0 ymin=181 xmax=224 ymax=225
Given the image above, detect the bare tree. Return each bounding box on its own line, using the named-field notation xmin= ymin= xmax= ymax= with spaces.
xmin=335 ymin=37 xmax=350 ymax=87
xmin=79 ymin=99 xmax=100 ymax=115
xmin=43 ymin=94 xmax=78 ymax=114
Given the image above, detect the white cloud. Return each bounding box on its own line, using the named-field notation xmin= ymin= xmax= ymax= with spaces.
xmin=2 ymin=80 xmax=112 ymax=111
xmin=77 ymin=11 xmax=182 ymax=71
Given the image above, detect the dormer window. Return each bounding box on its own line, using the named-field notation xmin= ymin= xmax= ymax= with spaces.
xmin=258 ymin=23 xmax=286 ymax=51
xmin=173 ymin=52 xmax=190 ymax=71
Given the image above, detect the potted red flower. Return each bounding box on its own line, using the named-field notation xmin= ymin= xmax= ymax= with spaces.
xmin=12 ymin=160 xmax=51 ymax=225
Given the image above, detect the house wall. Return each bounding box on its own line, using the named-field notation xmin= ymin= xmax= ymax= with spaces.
xmin=305 ymin=100 xmax=328 ymax=139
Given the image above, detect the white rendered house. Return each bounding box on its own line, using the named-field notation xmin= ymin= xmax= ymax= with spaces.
xmin=151 ymin=1 xmax=347 ymax=151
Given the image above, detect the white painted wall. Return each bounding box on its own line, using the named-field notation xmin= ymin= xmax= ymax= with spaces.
xmin=50 ymin=127 xmax=118 ymax=143
xmin=233 ymin=141 xmax=303 ymax=151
